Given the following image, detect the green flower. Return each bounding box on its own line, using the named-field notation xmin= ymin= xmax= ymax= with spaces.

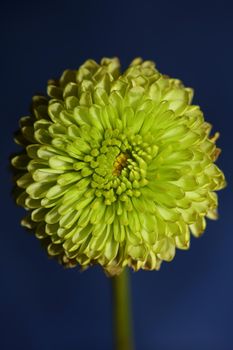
xmin=12 ymin=57 xmax=226 ymax=276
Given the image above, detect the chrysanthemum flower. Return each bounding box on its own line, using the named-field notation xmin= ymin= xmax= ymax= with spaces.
xmin=12 ymin=57 xmax=226 ymax=275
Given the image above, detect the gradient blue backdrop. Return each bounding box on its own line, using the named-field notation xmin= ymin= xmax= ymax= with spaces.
xmin=1 ymin=1 xmax=232 ymax=349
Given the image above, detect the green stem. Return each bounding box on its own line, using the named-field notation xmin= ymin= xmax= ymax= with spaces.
xmin=112 ymin=268 xmax=134 ymax=350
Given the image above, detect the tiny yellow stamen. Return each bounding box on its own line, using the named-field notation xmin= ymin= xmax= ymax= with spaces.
xmin=112 ymin=153 xmax=128 ymax=176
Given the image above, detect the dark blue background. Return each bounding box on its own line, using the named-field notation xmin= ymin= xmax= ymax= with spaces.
xmin=1 ymin=1 xmax=232 ymax=349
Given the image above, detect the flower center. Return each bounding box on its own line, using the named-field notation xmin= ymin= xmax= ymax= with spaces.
xmin=112 ymin=153 xmax=129 ymax=176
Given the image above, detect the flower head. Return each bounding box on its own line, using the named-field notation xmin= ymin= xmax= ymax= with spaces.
xmin=12 ymin=57 xmax=226 ymax=275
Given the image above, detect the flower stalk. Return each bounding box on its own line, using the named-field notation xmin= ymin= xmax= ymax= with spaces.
xmin=112 ymin=269 xmax=134 ymax=350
